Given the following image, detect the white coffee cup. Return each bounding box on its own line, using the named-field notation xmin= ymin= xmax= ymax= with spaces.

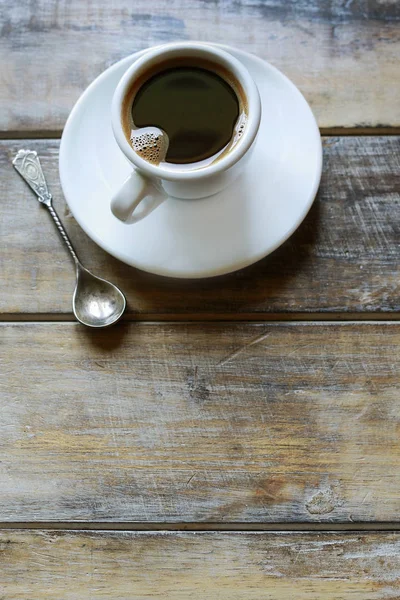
xmin=111 ymin=42 xmax=261 ymax=223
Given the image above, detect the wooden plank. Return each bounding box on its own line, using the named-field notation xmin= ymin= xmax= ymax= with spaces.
xmin=1 ymin=321 xmax=399 ymax=523
xmin=1 ymin=0 xmax=399 ymax=132
xmin=1 ymin=137 xmax=399 ymax=316
xmin=1 ymin=530 xmax=400 ymax=598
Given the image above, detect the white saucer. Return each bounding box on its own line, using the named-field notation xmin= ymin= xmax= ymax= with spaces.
xmin=60 ymin=45 xmax=322 ymax=278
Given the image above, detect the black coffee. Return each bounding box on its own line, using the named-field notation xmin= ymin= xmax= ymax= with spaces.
xmin=122 ymin=60 xmax=246 ymax=167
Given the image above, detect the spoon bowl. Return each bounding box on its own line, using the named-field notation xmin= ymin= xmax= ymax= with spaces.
xmin=73 ymin=265 xmax=126 ymax=327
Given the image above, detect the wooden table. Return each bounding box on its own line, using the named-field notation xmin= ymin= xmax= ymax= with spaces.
xmin=1 ymin=1 xmax=399 ymax=597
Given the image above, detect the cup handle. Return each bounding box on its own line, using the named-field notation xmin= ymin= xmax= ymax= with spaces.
xmin=111 ymin=170 xmax=151 ymax=222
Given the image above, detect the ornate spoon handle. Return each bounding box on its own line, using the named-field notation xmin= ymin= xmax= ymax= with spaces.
xmin=13 ymin=149 xmax=79 ymax=265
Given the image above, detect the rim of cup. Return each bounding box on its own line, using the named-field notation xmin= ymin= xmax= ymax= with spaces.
xmin=111 ymin=41 xmax=262 ymax=182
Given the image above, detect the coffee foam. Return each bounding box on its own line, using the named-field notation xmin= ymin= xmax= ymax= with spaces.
xmin=232 ymin=112 xmax=247 ymax=145
xmin=130 ymin=126 xmax=169 ymax=165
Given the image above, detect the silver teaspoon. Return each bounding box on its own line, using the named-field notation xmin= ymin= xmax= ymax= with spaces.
xmin=13 ymin=149 xmax=126 ymax=327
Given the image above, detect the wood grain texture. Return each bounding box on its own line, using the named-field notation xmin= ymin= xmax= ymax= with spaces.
xmin=1 ymin=321 xmax=399 ymax=523
xmin=1 ymin=137 xmax=399 ymax=316
xmin=1 ymin=0 xmax=399 ymax=131
xmin=1 ymin=530 xmax=400 ymax=598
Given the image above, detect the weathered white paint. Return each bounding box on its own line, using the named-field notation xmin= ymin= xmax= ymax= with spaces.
xmin=1 ymin=0 xmax=399 ymax=130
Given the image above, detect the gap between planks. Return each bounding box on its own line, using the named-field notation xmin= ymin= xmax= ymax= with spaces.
xmin=1 ymin=128 xmax=400 ymax=140
xmin=1 ymin=313 xmax=400 ymax=323
xmin=2 ymin=522 xmax=400 ymax=532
